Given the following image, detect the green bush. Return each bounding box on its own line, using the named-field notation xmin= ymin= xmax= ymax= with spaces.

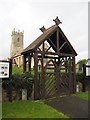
xmin=2 ymin=72 xmax=34 ymax=100
xmin=76 ymin=72 xmax=90 ymax=91
xmin=11 ymin=72 xmax=34 ymax=89
xmin=76 ymin=72 xmax=83 ymax=83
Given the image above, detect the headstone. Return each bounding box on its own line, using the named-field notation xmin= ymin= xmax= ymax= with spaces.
xmin=22 ymin=89 xmax=27 ymax=100
xmin=76 ymin=84 xmax=80 ymax=92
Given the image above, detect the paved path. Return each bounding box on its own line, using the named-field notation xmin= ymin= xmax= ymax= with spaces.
xmin=45 ymin=95 xmax=89 ymax=118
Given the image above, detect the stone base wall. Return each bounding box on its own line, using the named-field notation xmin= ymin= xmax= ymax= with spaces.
xmin=2 ymin=88 xmax=22 ymax=102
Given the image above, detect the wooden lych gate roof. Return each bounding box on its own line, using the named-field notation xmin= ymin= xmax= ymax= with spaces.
xmin=21 ymin=17 xmax=77 ymax=100
xmin=22 ymin=21 xmax=77 ymax=56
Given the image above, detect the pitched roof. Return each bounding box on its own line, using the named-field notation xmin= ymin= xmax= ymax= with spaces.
xmin=22 ymin=24 xmax=77 ymax=56
xmin=12 ymin=50 xmax=23 ymax=58
xmin=22 ymin=25 xmax=57 ymax=54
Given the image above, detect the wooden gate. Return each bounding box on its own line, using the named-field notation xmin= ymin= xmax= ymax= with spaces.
xmin=39 ymin=58 xmax=73 ymax=99
xmin=44 ymin=72 xmax=56 ymax=98
xmin=55 ymin=58 xmax=72 ymax=96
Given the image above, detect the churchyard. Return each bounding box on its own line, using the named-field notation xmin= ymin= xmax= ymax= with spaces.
xmin=1 ymin=17 xmax=90 ymax=119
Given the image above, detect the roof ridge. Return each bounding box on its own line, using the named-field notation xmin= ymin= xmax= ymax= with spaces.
xmin=22 ymin=25 xmax=58 ymax=54
xmin=46 ymin=24 xmax=57 ymax=31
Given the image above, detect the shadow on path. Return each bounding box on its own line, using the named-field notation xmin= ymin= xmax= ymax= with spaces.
xmin=45 ymin=95 xmax=89 ymax=118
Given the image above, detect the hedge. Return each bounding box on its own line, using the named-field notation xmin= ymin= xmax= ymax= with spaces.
xmin=76 ymin=72 xmax=90 ymax=84
xmin=2 ymin=72 xmax=34 ymax=100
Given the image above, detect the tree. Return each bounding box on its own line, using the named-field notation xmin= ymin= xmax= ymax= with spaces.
xmin=77 ymin=59 xmax=86 ymax=72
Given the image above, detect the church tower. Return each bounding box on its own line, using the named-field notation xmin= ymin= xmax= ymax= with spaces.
xmin=10 ymin=29 xmax=24 ymax=57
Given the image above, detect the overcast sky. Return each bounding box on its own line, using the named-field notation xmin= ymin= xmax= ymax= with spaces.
xmin=0 ymin=0 xmax=88 ymax=63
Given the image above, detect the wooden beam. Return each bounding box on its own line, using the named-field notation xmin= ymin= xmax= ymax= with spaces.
xmin=37 ymin=47 xmax=42 ymax=51
xmin=59 ymin=41 xmax=67 ymax=51
xmin=45 ymin=46 xmax=51 ymax=52
xmin=38 ymin=55 xmax=58 ymax=59
xmin=57 ymin=29 xmax=59 ymax=53
xmin=58 ymin=28 xmax=75 ymax=55
xmin=33 ymin=28 xmax=57 ymax=51
xmin=85 ymin=65 xmax=90 ymax=67
xmin=42 ymin=41 xmax=44 ymax=51
xmin=38 ymin=51 xmax=56 ymax=55
xmin=48 ymin=38 xmax=57 ymax=50
xmin=37 ymin=50 xmax=75 ymax=57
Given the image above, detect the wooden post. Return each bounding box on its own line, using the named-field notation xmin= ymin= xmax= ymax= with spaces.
xmin=28 ymin=56 xmax=31 ymax=73
xmin=56 ymin=57 xmax=61 ymax=94
xmin=40 ymin=42 xmax=45 ymax=98
xmin=58 ymin=57 xmax=60 ymax=91
xmin=9 ymin=59 xmax=12 ymax=78
xmin=41 ymin=53 xmax=45 ymax=98
xmin=82 ymin=64 xmax=86 ymax=92
xmin=9 ymin=59 xmax=12 ymax=102
xmin=23 ymin=55 xmax=26 ymax=72
xmin=72 ymin=56 xmax=76 ymax=93
xmin=65 ymin=57 xmax=68 ymax=73
xmin=34 ymin=50 xmax=39 ymax=100
xmin=54 ymin=59 xmax=57 ymax=73
xmin=68 ymin=57 xmax=73 ymax=94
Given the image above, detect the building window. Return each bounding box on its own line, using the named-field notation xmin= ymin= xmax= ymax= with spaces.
xmin=17 ymin=38 xmax=19 ymax=42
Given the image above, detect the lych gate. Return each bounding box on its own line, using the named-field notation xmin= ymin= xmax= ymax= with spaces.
xmin=21 ymin=17 xmax=77 ymax=100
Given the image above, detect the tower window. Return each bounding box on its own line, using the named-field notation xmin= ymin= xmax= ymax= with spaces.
xmin=17 ymin=38 xmax=19 ymax=42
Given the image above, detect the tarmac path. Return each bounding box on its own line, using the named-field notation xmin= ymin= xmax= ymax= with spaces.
xmin=45 ymin=95 xmax=89 ymax=118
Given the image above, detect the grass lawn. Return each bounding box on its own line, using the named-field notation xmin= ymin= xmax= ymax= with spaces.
xmin=2 ymin=100 xmax=68 ymax=118
xmin=74 ymin=91 xmax=90 ymax=101
xmin=0 ymin=102 xmax=2 ymax=119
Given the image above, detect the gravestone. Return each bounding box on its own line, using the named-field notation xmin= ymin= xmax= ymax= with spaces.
xmin=22 ymin=89 xmax=27 ymax=100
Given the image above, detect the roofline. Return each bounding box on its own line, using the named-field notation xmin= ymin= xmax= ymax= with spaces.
xmin=21 ymin=25 xmax=57 ymax=54
xmin=21 ymin=25 xmax=77 ymax=56
xmin=58 ymin=27 xmax=77 ymax=56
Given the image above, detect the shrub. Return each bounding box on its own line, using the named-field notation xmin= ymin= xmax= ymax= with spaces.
xmin=11 ymin=73 xmax=34 ymax=89
xmin=2 ymin=72 xmax=34 ymax=100
xmin=76 ymin=72 xmax=83 ymax=83
xmin=76 ymin=72 xmax=90 ymax=91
